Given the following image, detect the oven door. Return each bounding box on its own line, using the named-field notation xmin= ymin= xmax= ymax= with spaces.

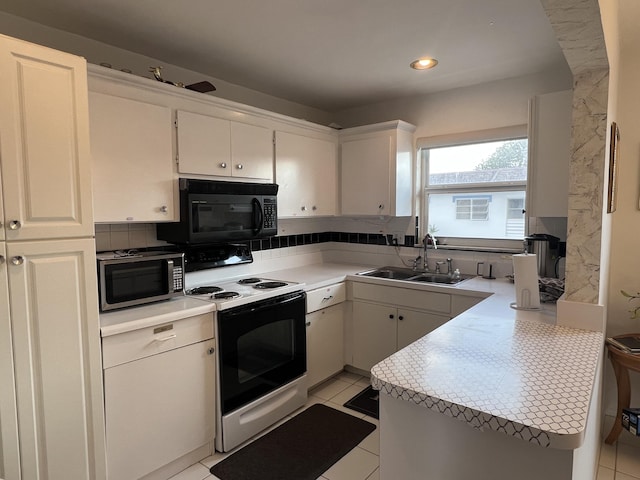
xmin=217 ymin=291 xmax=306 ymax=415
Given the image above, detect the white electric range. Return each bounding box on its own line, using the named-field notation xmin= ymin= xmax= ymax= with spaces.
xmin=185 ymin=275 xmax=304 ymax=310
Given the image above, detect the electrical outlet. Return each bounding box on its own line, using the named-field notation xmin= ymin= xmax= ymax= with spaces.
xmin=398 ymin=235 xmax=405 ymax=246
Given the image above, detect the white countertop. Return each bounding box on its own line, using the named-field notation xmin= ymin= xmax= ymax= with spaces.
xmin=98 ymin=261 xmax=603 ymax=451
xmin=367 ymin=276 xmax=604 ymax=450
xmin=100 ymin=297 xmax=216 ymax=337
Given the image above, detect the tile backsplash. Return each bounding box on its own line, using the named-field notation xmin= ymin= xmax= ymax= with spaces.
xmin=94 ymin=224 xmax=167 ymax=252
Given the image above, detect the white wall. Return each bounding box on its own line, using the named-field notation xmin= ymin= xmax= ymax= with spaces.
xmin=333 ymin=69 xmax=572 ymax=134
xmin=603 ymin=0 xmax=640 ymax=414
xmin=0 ymin=12 xmax=334 ymax=126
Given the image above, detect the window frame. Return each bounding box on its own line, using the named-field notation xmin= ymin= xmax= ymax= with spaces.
xmin=418 ymin=125 xmax=528 ymax=250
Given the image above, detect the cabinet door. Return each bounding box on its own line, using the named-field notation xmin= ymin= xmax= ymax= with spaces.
xmin=527 ymin=90 xmax=572 ymax=217
xmin=275 ymin=131 xmax=337 ymax=217
xmin=0 ymin=242 xmax=20 ymax=480
xmin=306 ymin=304 xmax=345 ymax=388
xmin=7 ymin=238 xmax=106 ymax=480
xmin=341 ymin=135 xmax=392 ymax=215
xmin=89 ymin=92 xmax=176 ymax=222
xmin=396 ymin=308 xmax=449 ymax=351
xmin=352 ymin=301 xmax=397 ymax=371
xmin=177 ymin=110 xmax=231 ymax=176
xmin=104 ymin=339 xmax=215 ymax=480
xmin=230 ymin=122 xmax=273 ymax=181
xmin=0 ymin=36 xmax=94 ymax=240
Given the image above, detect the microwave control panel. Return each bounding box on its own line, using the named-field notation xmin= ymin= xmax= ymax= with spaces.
xmin=263 ymin=197 xmax=277 ymax=228
xmin=172 ymin=265 xmax=184 ymax=292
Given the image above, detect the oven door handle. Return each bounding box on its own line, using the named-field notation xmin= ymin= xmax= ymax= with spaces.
xmin=223 ymin=291 xmax=305 ymax=318
xmin=252 ymin=197 xmax=264 ymax=235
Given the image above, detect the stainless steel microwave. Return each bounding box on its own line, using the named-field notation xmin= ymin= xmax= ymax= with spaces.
xmin=156 ymin=178 xmax=278 ymax=245
xmin=97 ymin=251 xmax=184 ymax=312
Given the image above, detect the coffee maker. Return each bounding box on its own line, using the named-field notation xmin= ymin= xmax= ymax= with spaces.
xmin=525 ymin=234 xmax=560 ymax=278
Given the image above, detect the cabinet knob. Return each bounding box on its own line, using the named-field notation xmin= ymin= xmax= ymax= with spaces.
xmin=0 ymin=255 xmax=5 ymax=265
xmin=398 ymin=315 xmax=404 ymax=321
xmin=236 ymin=164 xmax=243 ymax=170
xmin=11 ymin=256 xmax=24 ymax=266
xmin=301 ymin=206 xmax=307 ymax=211
xmin=160 ymin=205 xmax=168 ymax=213
xmin=9 ymin=220 xmax=21 ymax=230
xmin=389 ymin=314 xmax=394 ymax=319
xmin=305 ymin=321 xmax=311 ymax=327
xmin=219 ymin=162 xmax=227 ymax=169
xmin=312 ymin=205 xmax=317 ymax=211
xmin=378 ymin=204 xmax=384 ymax=210
xmin=208 ymin=347 xmax=215 ymax=355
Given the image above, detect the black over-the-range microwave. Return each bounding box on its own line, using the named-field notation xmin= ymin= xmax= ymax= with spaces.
xmin=157 ymin=178 xmax=278 ymax=245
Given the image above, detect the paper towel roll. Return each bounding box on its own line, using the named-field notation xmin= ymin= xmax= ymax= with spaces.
xmin=512 ymin=254 xmax=540 ymax=310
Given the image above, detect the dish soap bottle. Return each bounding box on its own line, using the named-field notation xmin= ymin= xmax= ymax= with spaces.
xmin=452 ymin=268 xmax=461 ymax=281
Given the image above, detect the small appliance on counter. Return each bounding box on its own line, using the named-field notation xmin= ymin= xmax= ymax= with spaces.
xmin=525 ymin=234 xmax=561 ymax=278
xmin=97 ymin=250 xmax=185 ymax=311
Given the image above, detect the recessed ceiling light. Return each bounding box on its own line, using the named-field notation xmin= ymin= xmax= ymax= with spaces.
xmin=410 ymin=57 xmax=438 ymax=70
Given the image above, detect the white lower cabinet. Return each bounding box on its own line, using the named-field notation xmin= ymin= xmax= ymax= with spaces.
xmin=349 ymin=282 xmax=452 ymax=371
xmin=306 ymin=304 xmax=345 ymax=388
xmin=102 ymin=314 xmax=215 ymax=480
xmin=5 ymin=238 xmax=106 ymax=480
xmin=305 ymin=283 xmax=346 ymax=388
xmin=351 ymin=301 xmax=449 ymax=371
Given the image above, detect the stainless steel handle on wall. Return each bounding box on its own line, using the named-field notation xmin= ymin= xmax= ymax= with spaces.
xmin=11 ymin=256 xmax=24 ymax=265
xmin=220 ymin=162 xmax=227 ymax=168
xmin=9 ymin=220 xmax=21 ymax=230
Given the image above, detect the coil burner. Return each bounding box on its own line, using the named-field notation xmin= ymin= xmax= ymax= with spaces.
xmin=188 ymin=286 xmax=223 ymax=295
xmin=214 ymin=291 xmax=241 ymax=300
xmin=254 ymin=281 xmax=288 ymax=289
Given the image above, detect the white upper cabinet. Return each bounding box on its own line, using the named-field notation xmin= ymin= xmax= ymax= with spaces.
xmin=0 ymin=35 xmax=94 ymax=240
xmin=177 ymin=110 xmax=274 ymax=181
xmin=340 ymin=120 xmax=415 ymax=216
xmin=89 ymin=92 xmax=176 ymax=223
xmin=275 ymin=131 xmax=337 ymax=217
xmin=527 ymin=90 xmax=572 ymax=218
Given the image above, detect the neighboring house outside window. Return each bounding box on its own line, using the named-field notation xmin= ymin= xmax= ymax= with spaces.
xmin=420 ymin=126 xmax=528 ymax=247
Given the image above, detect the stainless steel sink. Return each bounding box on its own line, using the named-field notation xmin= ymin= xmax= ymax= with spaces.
xmin=408 ymin=273 xmax=475 ymax=285
xmin=356 ymin=266 xmax=417 ymax=280
xmin=357 ymin=266 xmax=474 ymax=285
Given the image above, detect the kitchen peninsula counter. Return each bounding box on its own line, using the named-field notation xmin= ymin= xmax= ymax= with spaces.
xmin=364 ymin=275 xmax=604 ymax=480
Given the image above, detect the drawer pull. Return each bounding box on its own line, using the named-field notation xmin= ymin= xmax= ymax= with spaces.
xmin=155 ymin=334 xmax=177 ymax=342
xmin=322 ymin=295 xmax=334 ymax=301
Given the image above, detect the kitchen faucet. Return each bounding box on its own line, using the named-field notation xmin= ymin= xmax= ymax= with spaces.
xmin=422 ymin=234 xmax=437 ymax=271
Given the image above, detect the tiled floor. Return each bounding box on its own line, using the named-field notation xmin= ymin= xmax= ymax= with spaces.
xmin=168 ymin=372 xmax=640 ymax=480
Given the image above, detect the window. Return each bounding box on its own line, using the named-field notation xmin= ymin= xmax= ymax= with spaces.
xmin=455 ymin=196 xmax=490 ymax=220
xmin=420 ymin=126 xmax=528 ymax=244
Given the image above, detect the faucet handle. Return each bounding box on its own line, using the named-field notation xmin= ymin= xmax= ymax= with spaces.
xmin=435 ymin=261 xmax=445 ymax=274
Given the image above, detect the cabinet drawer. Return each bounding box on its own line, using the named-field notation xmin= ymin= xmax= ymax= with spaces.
xmin=306 ymin=283 xmax=346 ymax=313
xmin=352 ymin=282 xmax=450 ymax=314
xmin=102 ymin=313 xmax=214 ymax=369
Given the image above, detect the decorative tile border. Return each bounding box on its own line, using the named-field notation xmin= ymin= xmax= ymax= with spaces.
xmin=250 ymin=232 xmax=416 ymax=251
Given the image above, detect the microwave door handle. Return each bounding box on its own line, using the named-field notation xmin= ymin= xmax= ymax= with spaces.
xmin=252 ymin=198 xmax=264 ymax=235
xmin=166 ymin=259 xmax=174 ymax=292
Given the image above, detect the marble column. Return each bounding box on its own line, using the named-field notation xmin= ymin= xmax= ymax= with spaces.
xmin=540 ymin=0 xmax=609 ymax=304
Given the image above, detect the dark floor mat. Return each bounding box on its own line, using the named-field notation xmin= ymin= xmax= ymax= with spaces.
xmin=343 ymin=385 xmax=379 ymax=419
xmin=210 ymin=403 xmax=376 ymax=480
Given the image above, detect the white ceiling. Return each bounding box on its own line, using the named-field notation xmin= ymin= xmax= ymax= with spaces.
xmin=0 ymin=0 xmax=568 ymax=112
